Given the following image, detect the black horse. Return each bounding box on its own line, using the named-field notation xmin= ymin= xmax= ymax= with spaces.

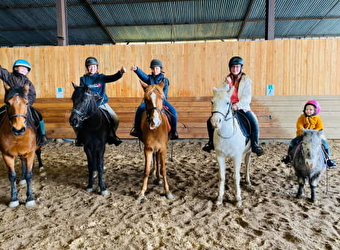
xmin=69 ymin=83 xmax=117 ymax=195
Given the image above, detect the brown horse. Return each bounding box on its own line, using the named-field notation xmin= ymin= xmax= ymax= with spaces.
xmin=0 ymin=83 xmax=38 ymax=207
xmin=137 ymin=81 xmax=173 ymax=200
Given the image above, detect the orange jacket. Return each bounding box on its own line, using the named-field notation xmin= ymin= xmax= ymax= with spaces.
xmin=296 ymin=114 xmax=324 ymax=136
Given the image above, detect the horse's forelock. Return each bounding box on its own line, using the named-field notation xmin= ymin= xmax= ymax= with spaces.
xmin=6 ymin=86 xmax=27 ymax=103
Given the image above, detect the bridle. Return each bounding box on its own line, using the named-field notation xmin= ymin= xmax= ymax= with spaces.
xmin=211 ymin=101 xmax=237 ymax=139
xmin=71 ymin=91 xmax=95 ymax=122
xmin=5 ymin=94 xmax=28 ymax=126
xmin=146 ymin=106 xmax=163 ymax=123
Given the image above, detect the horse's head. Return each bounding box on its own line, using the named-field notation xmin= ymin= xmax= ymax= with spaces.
xmin=301 ymin=129 xmax=323 ymax=169
xmin=3 ymin=83 xmax=30 ymax=135
xmin=141 ymin=80 xmax=165 ymax=130
xmin=210 ymin=85 xmax=234 ymax=130
xmin=69 ymin=82 xmax=98 ymax=128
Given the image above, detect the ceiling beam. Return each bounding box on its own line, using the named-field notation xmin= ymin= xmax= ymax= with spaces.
xmin=56 ymin=0 xmax=68 ymax=46
xmin=82 ymin=0 xmax=117 ymax=44
xmin=265 ymin=0 xmax=275 ymax=40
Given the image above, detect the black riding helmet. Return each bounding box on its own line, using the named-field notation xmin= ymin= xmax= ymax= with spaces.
xmin=85 ymin=57 xmax=99 ymax=67
xmin=229 ymin=56 xmax=244 ymax=75
xmin=150 ymin=59 xmax=163 ymax=69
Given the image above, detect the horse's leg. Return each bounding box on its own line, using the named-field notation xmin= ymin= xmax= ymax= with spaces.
xmin=85 ymin=149 xmax=95 ymax=193
xmin=309 ymin=173 xmax=321 ymax=202
xmin=160 ymin=150 xmax=173 ymax=199
xmin=244 ymin=152 xmax=252 ymax=185
xmin=3 ymin=155 xmax=19 ymax=207
xmin=138 ymin=149 xmax=153 ymax=200
xmin=296 ymin=176 xmax=305 ymax=199
xmin=97 ymin=148 xmax=109 ymax=196
xmin=24 ymin=154 xmax=36 ymax=207
xmin=20 ymin=157 xmax=27 ymax=185
xmin=35 ymin=148 xmax=44 ymax=170
xmin=216 ymin=154 xmax=226 ymax=205
xmin=152 ymin=152 xmax=163 ymax=185
xmin=233 ymin=157 xmax=243 ymax=206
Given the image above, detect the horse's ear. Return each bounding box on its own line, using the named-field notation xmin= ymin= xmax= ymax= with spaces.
xmin=23 ymin=84 xmax=30 ymax=95
xmin=140 ymin=80 xmax=148 ymax=90
xmin=3 ymin=83 xmax=10 ymax=91
xmin=72 ymin=82 xmax=78 ymax=89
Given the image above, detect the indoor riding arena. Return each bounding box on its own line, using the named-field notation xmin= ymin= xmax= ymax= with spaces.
xmin=0 ymin=1 xmax=340 ymax=249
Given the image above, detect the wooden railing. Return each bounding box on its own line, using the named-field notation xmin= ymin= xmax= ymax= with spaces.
xmin=3 ymin=95 xmax=339 ymax=140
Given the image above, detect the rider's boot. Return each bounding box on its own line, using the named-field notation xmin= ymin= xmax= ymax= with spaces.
xmin=202 ymin=118 xmax=214 ymax=153
xmin=37 ymin=120 xmax=48 ymax=146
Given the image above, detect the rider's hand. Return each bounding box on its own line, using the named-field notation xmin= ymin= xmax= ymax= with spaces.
xmin=131 ymin=65 xmax=138 ymax=71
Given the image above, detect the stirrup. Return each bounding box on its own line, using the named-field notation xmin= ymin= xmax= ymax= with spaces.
xmin=327 ymin=159 xmax=337 ymax=169
xmin=37 ymin=135 xmax=48 ymax=146
xmin=130 ymin=127 xmax=139 ymax=137
xmin=108 ymin=136 xmax=122 ymax=146
xmin=169 ymin=131 xmax=179 ymax=140
xmin=202 ymin=142 xmax=214 ymax=153
xmin=281 ymin=155 xmax=290 ymax=164
xmin=253 ymin=146 xmax=264 ymax=156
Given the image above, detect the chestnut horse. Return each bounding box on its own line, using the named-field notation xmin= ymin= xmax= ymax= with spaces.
xmin=137 ymin=81 xmax=173 ymax=200
xmin=0 ymin=83 xmax=38 ymax=207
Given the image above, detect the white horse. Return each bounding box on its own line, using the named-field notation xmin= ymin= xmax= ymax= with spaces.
xmin=210 ymin=85 xmax=252 ymax=206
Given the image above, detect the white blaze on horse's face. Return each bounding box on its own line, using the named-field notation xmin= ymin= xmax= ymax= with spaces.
xmin=149 ymin=92 xmax=162 ymax=129
xmin=210 ymin=87 xmax=233 ymax=130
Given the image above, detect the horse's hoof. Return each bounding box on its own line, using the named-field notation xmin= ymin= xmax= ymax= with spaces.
xmin=216 ymin=196 xmax=223 ymax=205
xmin=26 ymin=200 xmax=36 ymax=208
xmin=166 ymin=193 xmax=174 ymax=199
xmin=86 ymin=188 xmax=94 ymax=193
xmin=9 ymin=200 xmax=19 ymax=208
xmin=137 ymin=195 xmax=145 ymax=200
xmin=101 ymin=190 xmax=109 ymax=196
xmin=39 ymin=166 xmax=45 ymax=171
xmin=19 ymin=180 xmax=26 ymax=185
xmin=236 ymin=200 xmax=242 ymax=207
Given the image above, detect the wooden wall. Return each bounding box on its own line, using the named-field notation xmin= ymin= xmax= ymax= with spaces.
xmin=1 ymin=39 xmax=340 ymax=99
xmin=1 ymin=39 xmax=339 ymax=140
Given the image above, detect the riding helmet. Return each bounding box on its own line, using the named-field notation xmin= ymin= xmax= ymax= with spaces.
xmin=13 ymin=59 xmax=31 ymax=71
xmin=304 ymin=100 xmax=321 ymax=115
xmin=150 ymin=59 xmax=163 ymax=69
xmin=85 ymin=57 xmax=99 ymax=67
xmin=228 ymin=56 xmax=244 ymax=68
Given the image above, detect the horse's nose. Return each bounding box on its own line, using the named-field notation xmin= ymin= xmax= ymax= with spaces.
xmin=12 ymin=126 xmax=26 ymax=136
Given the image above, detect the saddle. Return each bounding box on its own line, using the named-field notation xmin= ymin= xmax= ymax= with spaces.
xmin=234 ymin=110 xmax=251 ymax=137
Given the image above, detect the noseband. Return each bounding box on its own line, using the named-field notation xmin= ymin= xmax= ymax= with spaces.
xmin=5 ymin=94 xmax=28 ymax=125
xmin=146 ymin=106 xmax=163 ymax=123
xmin=211 ymin=102 xmax=237 ymax=139
xmin=211 ymin=102 xmax=233 ymax=122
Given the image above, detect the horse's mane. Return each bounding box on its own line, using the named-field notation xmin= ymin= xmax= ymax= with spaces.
xmin=72 ymin=85 xmax=98 ymax=114
xmin=5 ymin=86 xmax=28 ymax=103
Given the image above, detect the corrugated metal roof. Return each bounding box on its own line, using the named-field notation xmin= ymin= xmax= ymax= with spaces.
xmin=0 ymin=0 xmax=339 ymax=47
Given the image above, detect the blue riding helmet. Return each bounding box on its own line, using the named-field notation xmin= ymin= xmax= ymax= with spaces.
xmin=13 ymin=59 xmax=31 ymax=71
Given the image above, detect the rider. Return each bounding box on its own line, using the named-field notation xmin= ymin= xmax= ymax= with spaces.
xmin=0 ymin=59 xmax=48 ymax=146
xmin=281 ymin=100 xmax=337 ymax=168
xmin=77 ymin=56 xmax=126 ymax=146
xmin=129 ymin=59 xmax=178 ymax=140
xmin=202 ymin=56 xmax=264 ymax=156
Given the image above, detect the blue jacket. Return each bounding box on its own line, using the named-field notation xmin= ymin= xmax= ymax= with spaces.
xmin=80 ymin=71 xmax=123 ymax=106
xmin=133 ymin=68 xmax=170 ymax=99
